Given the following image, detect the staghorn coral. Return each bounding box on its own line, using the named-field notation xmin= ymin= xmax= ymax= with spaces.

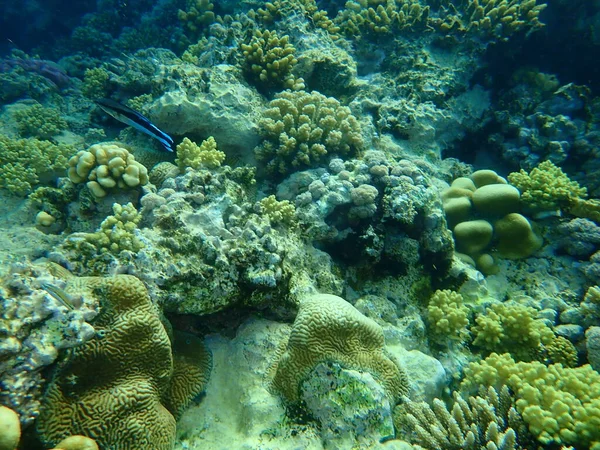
xmin=240 ymin=30 xmax=305 ymax=93
xmin=36 ymin=272 xmax=211 ymax=450
xmin=426 ymin=289 xmax=470 ymax=344
xmin=462 ymin=352 xmax=600 ymax=448
xmin=175 ymin=136 xmax=226 ymax=171
xmin=271 ymin=293 xmax=409 ymax=404
xmin=0 ymin=135 xmax=75 ymax=196
xmin=508 ymin=160 xmax=587 ymax=213
xmin=394 ymin=385 xmax=533 ymax=449
xmin=13 ymin=103 xmax=67 ymax=139
xmin=255 ymin=90 xmax=364 ymax=175
xmin=67 ymin=142 xmax=149 ymax=198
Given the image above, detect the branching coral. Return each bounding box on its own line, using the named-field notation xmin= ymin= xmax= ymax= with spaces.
xmin=335 ymin=0 xmax=431 ymax=38
xmin=255 ymin=90 xmax=364 ymax=175
xmin=178 ymin=0 xmax=216 ymax=37
xmin=462 ymin=352 xmax=600 ymax=448
xmin=508 ymin=160 xmax=587 ymax=213
xmin=256 ymin=195 xmax=297 ymax=228
xmin=471 ymin=302 xmax=555 ymax=360
xmin=13 ymin=103 xmax=67 ymax=139
xmin=240 ymin=30 xmax=305 ymax=93
xmin=175 ymin=136 xmax=226 ymax=170
xmin=67 ymin=142 xmax=149 ymax=198
xmin=426 ymin=289 xmax=470 ymax=344
xmin=394 ymin=385 xmax=532 ymax=449
xmin=0 ymin=135 xmax=74 ymax=196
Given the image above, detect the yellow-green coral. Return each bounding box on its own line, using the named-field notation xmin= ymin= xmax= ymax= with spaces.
xmin=257 ymin=195 xmax=297 ymax=227
xmin=67 ymin=142 xmax=149 ymax=198
xmin=175 ymin=137 xmax=225 ymax=170
xmin=68 ymin=202 xmax=144 ymax=256
xmin=81 ymin=67 xmax=110 ymax=99
xmin=462 ymin=352 xmax=600 ymax=448
xmin=508 ymin=160 xmax=587 ymax=212
xmin=271 ymin=293 xmax=409 ymax=404
xmin=335 ymin=0 xmax=430 ymax=38
xmin=426 ymin=289 xmax=469 ymax=343
xmin=36 ymin=271 xmax=211 ymax=450
xmin=433 ymin=0 xmax=547 ymax=42
xmin=178 ymin=0 xmax=216 ymax=36
xmin=471 ymin=302 xmax=554 ymax=359
xmin=240 ymin=30 xmax=305 ymax=93
xmin=13 ymin=103 xmax=67 ymax=139
xmin=0 ymin=135 xmax=74 ymax=196
xmin=256 ymin=90 xmax=364 ymax=175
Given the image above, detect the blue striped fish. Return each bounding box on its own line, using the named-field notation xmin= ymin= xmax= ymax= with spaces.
xmin=96 ymin=98 xmax=175 ymax=152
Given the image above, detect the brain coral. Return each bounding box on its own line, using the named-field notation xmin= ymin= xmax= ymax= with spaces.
xmin=271 ymin=293 xmax=408 ymax=404
xmin=36 ymin=271 xmax=211 ymax=450
xmin=255 ymin=90 xmax=364 ymax=175
xmin=67 ymin=142 xmax=149 ymax=198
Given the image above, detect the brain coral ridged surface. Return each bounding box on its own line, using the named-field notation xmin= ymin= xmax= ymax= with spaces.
xmin=271 ymin=293 xmax=409 ymax=404
xmin=36 ymin=272 xmax=210 ymax=450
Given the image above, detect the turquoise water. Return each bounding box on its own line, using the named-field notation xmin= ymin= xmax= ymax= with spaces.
xmin=1 ymin=1 xmax=600 ymax=449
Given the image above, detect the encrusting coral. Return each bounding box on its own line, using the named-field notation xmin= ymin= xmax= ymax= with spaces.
xmin=67 ymin=142 xmax=149 ymax=198
xmin=36 ymin=269 xmax=212 ymax=450
xmin=255 ymin=90 xmax=364 ymax=175
xmin=271 ymin=293 xmax=409 ymax=404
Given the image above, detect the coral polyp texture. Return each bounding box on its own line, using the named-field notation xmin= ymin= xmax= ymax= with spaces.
xmin=67 ymin=142 xmax=149 ymax=198
xmin=271 ymin=293 xmax=409 ymax=404
xmin=255 ymin=90 xmax=364 ymax=175
xmin=36 ymin=271 xmax=211 ymax=450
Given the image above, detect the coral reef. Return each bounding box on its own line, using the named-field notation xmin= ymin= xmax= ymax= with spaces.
xmin=175 ymin=136 xmax=226 ymax=171
xmin=13 ymin=103 xmax=67 ymax=139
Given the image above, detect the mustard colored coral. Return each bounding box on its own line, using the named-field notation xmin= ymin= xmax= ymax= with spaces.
xmin=256 ymin=90 xmax=364 ymax=174
xmin=175 ymin=136 xmax=226 ymax=170
xmin=426 ymin=289 xmax=469 ymax=343
xmin=67 ymin=142 xmax=149 ymax=198
xmin=508 ymin=160 xmax=587 ymax=212
xmin=257 ymin=195 xmax=297 ymax=227
xmin=271 ymin=293 xmax=409 ymax=403
xmin=0 ymin=405 xmax=20 ymax=450
xmin=462 ymin=353 xmax=600 ymax=448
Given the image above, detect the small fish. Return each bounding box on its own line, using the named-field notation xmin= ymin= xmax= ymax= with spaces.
xmin=41 ymin=282 xmax=75 ymax=310
xmin=96 ymin=98 xmax=175 ymax=152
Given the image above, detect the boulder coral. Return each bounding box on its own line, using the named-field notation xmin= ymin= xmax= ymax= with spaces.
xmin=67 ymin=142 xmax=149 ymax=198
xmin=36 ymin=271 xmax=211 ymax=450
xmin=271 ymin=293 xmax=409 ymax=404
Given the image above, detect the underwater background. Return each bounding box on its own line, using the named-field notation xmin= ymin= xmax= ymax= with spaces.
xmin=1 ymin=0 xmax=600 ymax=449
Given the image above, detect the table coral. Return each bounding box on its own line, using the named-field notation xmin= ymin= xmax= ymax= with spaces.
xmin=271 ymin=293 xmax=409 ymax=404
xmin=462 ymin=352 xmax=600 ymax=448
xmin=36 ymin=272 xmax=211 ymax=450
xmin=255 ymin=90 xmax=364 ymax=175
xmin=67 ymin=142 xmax=149 ymax=198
